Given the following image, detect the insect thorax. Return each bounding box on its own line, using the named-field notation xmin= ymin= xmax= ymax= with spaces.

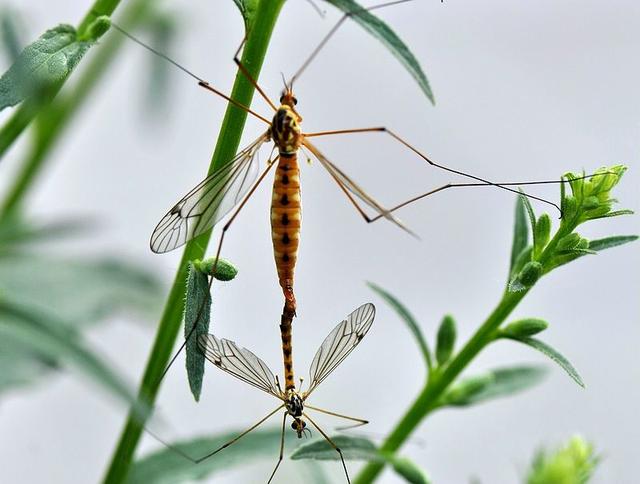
xmin=285 ymin=392 xmax=304 ymax=418
xmin=271 ymin=106 xmax=302 ymax=155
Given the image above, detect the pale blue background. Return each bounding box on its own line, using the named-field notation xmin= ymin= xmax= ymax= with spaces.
xmin=1 ymin=1 xmax=638 ymax=483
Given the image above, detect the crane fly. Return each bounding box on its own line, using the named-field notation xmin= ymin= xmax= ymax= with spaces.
xmin=144 ymin=0 xmax=567 ymax=315
xmin=152 ymin=302 xmax=375 ymax=483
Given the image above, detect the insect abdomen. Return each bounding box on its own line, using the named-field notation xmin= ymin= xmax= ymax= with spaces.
xmin=271 ymin=154 xmax=301 ymax=307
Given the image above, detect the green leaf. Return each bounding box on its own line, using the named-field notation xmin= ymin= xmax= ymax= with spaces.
xmin=527 ymin=435 xmax=599 ymax=484
xmin=0 ymin=332 xmax=57 ymax=394
xmin=325 ymin=0 xmax=434 ymax=104
xmin=1 ymin=7 xmax=26 ymax=61
xmin=510 ymin=196 xmax=530 ymax=274
xmin=184 ymin=262 xmax=212 ymax=401
xmin=0 ymin=254 xmax=162 ymax=326
xmin=519 ymin=191 xmax=537 ymax=251
xmin=502 ymin=318 xmax=549 ymax=338
xmin=127 ymin=427 xmax=296 ymax=484
xmin=507 ymin=336 xmax=584 ymax=387
xmin=589 ymin=208 xmax=634 ymax=220
xmin=0 ymin=301 xmax=148 ymax=418
xmin=588 ymin=235 xmax=638 ymax=251
xmin=292 ymin=435 xmax=430 ymax=484
xmin=441 ymin=365 xmax=547 ymax=407
xmin=435 ymin=314 xmax=456 ymax=366
xmin=367 ymin=282 xmax=432 ymax=370
xmin=232 ymin=0 xmax=259 ymax=31
xmin=0 ymin=24 xmax=93 ymax=111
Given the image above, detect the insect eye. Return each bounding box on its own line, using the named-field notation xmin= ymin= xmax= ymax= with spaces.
xmin=293 ymin=97 xmax=298 ymax=106
xmin=279 ymin=95 xmax=285 ymax=104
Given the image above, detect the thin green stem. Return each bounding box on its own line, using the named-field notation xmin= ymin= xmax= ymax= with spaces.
xmin=355 ymin=222 xmax=577 ymax=483
xmin=0 ymin=0 xmax=122 ymax=163
xmin=101 ymin=2 xmax=286 ymax=482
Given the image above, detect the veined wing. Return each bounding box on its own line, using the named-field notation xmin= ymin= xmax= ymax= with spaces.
xmin=198 ymin=333 xmax=282 ymax=399
xmin=150 ymin=133 xmax=270 ymax=253
xmin=303 ymin=140 xmax=416 ymax=237
xmin=305 ymin=303 xmax=375 ymax=397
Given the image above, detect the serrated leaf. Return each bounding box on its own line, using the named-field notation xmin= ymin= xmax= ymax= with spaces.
xmin=507 ymin=337 xmax=584 ymax=387
xmin=0 ymin=24 xmax=93 ymax=110
xmin=325 ymin=0 xmax=434 ymax=104
xmin=510 ymin=196 xmax=530 ymax=275
xmin=367 ymin=282 xmax=432 ymax=369
xmin=232 ymin=0 xmax=259 ymax=31
xmin=442 ymin=366 xmax=547 ymax=407
xmin=0 ymin=301 xmax=148 ymax=418
xmin=184 ymin=262 xmax=212 ymax=401
xmin=127 ymin=427 xmax=296 ymax=484
xmin=0 ymin=253 xmax=162 ymax=326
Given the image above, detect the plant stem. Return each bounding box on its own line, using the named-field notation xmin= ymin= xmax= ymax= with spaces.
xmin=354 ymin=289 xmax=527 ymax=483
xmin=0 ymin=0 xmax=122 ymax=162
xmin=101 ymin=2 xmax=286 ymax=482
xmin=356 ymin=221 xmax=576 ymax=483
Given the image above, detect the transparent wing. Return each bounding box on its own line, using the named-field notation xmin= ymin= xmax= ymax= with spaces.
xmin=305 ymin=303 xmax=375 ymax=397
xmin=198 ymin=333 xmax=282 ymax=399
xmin=150 ymin=133 xmax=270 ymax=253
xmin=303 ymin=140 xmax=416 ymax=236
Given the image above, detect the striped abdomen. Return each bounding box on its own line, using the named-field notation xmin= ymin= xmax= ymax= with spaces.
xmin=270 ymin=153 xmax=301 ymax=308
xmin=280 ymin=307 xmax=295 ymax=391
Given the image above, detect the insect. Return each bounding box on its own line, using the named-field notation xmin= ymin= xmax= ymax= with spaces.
xmin=159 ymin=302 xmax=376 ymax=483
xmin=145 ymin=1 xmax=564 ymax=313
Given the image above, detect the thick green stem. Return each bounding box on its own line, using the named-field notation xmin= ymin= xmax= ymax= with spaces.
xmin=101 ymin=2 xmax=286 ymax=483
xmin=0 ymin=0 xmax=122 ymax=162
xmin=355 ymin=220 xmax=578 ymax=483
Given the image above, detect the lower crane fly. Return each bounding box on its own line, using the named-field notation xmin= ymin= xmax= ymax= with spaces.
xmin=157 ymin=303 xmax=375 ymax=483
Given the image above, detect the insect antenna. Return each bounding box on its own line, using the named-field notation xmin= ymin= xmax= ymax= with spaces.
xmin=305 ymin=0 xmax=327 ymax=18
xmin=288 ymin=0 xmax=415 ymax=87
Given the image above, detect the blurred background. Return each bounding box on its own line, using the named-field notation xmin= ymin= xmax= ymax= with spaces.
xmin=0 ymin=0 xmax=638 ymax=482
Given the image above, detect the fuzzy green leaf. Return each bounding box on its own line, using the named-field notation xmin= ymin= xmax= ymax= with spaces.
xmin=588 ymin=235 xmax=638 ymax=251
xmin=368 ymin=282 xmax=432 ymax=369
xmin=507 ymin=337 xmax=584 ymax=387
xmin=502 ymin=318 xmax=549 ymax=338
xmin=519 ymin=191 xmax=537 ymax=250
xmin=325 ymin=0 xmax=434 ymax=104
xmin=0 ymin=301 xmax=147 ymax=419
xmin=127 ymin=427 xmax=296 ymax=484
xmin=510 ymin=196 xmax=530 ymax=274
xmin=441 ymin=365 xmax=547 ymax=407
xmin=292 ymin=435 xmax=430 ymax=484
xmin=0 ymin=24 xmax=92 ymax=110
xmin=0 ymin=253 xmax=162 ymax=326
xmin=589 ymin=208 xmax=634 ymax=220
xmin=184 ymin=262 xmax=212 ymax=402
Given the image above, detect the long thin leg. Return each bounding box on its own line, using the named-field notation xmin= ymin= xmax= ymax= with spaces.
xmin=107 ymin=21 xmax=270 ymax=125
xmin=267 ymin=412 xmax=289 ymax=484
xmin=303 ymin=412 xmax=351 ymax=484
xmin=304 ymin=404 xmax=369 ymax=430
xmin=368 ymin=173 xmax=602 ymax=222
xmin=289 ymin=0 xmax=415 ymax=87
xmin=157 ymin=156 xmax=280 ymax=384
xmin=145 ymin=404 xmax=285 ymax=464
xmin=232 ymin=38 xmax=278 ymax=111
xmin=303 ymin=127 xmax=564 ymax=213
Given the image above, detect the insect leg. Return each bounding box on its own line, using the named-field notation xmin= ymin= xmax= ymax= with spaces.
xmin=267 ymin=412 xmax=289 ymax=484
xmin=145 ymin=404 xmax=285 ymax=464
xmin=303 ymin=412 xmax=352 ymax=484
xmin=232 ymin=36 xmax=278 ymax=111
xmin=157 ymin=156 xmax=280 ymax=384
xmin=303 ymin=127 xmax=564 ymax=214
xmin=304 ymin=404 xmax=369 ymax=430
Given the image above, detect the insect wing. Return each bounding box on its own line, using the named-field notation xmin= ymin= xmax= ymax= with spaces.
xmin=306 ymin=303 xmax=375 ymax=396
xmin=198 ymin=333 xmax=282 ymax=398
xmin=303 ymin=140 xmax=415 ymax=236
xmin=150 ymin=133 xmax=270 ymax=253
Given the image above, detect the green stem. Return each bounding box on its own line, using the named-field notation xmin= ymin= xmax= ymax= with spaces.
xmin=356 ymin=221 xmax=577 ymax=483
xmin=0 ymin=0 xmax=122 ymax=163
xmin=101 ymin=2 xmax=286 ymax=482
